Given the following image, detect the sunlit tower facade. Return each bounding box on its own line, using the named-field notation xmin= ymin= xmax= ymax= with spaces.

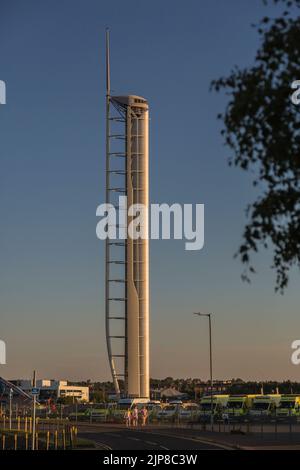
xmin=105 ymin=31 xmax=150 ymax=399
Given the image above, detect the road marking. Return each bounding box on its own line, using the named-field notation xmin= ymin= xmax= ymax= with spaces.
xmin=145 ymin=441 xmax=158 ymax=446
xmin=160 ymin=445 xmax=170 ymax=450
xmin=95 ymin=442 xmax=112 ymax=450
xmin=132 ymin=429 xmax=234 ymax=450
xmin=128 ymin=437 xmax=141 ymax=441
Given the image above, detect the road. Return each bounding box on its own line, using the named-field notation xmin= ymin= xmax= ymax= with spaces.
xmin=78 ymin=424 xmax=231 ymax=450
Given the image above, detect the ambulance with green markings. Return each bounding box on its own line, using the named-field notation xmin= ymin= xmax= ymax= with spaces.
xmin=249 ymin=395 xmax=281 ymax=421
xmin=222 ymin=395 xmax=255 ymax=422
xmin=276 ymin=395 xmax=300 ymax=421
xmin=199 ymin=395 xmax=229 ymax=422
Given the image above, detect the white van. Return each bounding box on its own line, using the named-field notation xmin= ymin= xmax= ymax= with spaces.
xmin=178 ymin=403 xmax=199 ymax=420
xmin=157 ymin=401 xmax=182 ymax=420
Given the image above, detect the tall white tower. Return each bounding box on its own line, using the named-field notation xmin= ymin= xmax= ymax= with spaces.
xmin=105 ymin=31 xmax=150 ymax=398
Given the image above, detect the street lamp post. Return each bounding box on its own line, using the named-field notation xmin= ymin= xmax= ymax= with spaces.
xmin=32 ymin=370 xmax=37 ymax=451
xmin=194 ymin=312 xmax=214 ymax=431
xmin=9 ymin=388 xmax=13 ymax=431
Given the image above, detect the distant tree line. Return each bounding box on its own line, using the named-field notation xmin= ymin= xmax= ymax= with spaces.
xmin=71 ymin=378 xmax=300 ymax=401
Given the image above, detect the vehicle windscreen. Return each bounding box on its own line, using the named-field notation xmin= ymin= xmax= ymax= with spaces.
xmin=118 ymin=404 xmax=131 ymax=411
xmin=165 ymin=405 xmax=176 ymax=411
xmin=200 ymin=403 xmax=216 ymax=411
xmin=227 ymin=401 xmax=243 ymax=409
xmin=252 ymin=402 xmax=269 ymax=410
xmin=279 ymin=401 xmax=295 ymax=409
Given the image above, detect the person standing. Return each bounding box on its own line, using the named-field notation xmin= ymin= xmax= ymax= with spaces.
xmin=124 ymin=408 xmax=131 ymax=427
xmin=141 ymin=407 xmax=148 ymax=426
xmin=132 ymin=406 xmax=139 ymax=427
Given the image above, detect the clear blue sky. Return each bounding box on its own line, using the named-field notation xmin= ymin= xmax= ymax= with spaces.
xmin=1 ymin=0 xmax=299 ymax=382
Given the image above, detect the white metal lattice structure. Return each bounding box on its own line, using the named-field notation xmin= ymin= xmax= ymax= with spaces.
xmin=105 ymin=31 xmax=150 ymax=398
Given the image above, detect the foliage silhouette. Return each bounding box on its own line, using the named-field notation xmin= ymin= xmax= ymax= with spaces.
xmin=212 ymin=0 xmax=300 ymax=291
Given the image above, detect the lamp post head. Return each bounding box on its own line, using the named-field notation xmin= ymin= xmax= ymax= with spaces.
xmin=193 ymin=312 xmax=212 ymax=318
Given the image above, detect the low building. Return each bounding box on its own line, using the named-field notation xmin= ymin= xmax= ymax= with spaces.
xmin=58 ymin=384 xmax=89 ymax=402
xmin=194 ymin=379 xmax=232 ymax=398
xmin=11 ymin=379 xmax=89 ymax=403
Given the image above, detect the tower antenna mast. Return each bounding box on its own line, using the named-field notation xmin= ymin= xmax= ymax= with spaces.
xmin=106 ymin=28 xmax=111 ymax=97
xmin=105 ymin=29 xmax=121 ymax=396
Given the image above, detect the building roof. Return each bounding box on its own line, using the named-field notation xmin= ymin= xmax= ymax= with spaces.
xmin=160 ymin=387 xmax=185 ymax=398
